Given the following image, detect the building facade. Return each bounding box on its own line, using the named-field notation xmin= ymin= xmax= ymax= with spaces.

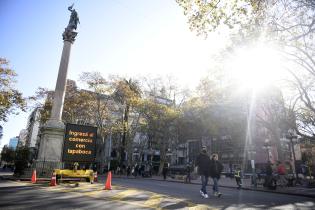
xmin=8 ymin=137 xmax=19 ymax=150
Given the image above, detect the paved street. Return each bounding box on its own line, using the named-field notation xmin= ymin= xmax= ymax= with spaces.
xmin=0 ymin=177 xmax=314 ymax=209
xmin=0 ymin=179 xmax=211 ymax=210
xmin=112 ymin=177 xmax=315 ymax=209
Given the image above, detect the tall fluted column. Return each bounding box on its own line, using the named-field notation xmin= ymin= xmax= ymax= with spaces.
xmin=46 ymin=30 xmax=77 ymax=128
xmin=37 ymin=30 xmax=77 ymax=163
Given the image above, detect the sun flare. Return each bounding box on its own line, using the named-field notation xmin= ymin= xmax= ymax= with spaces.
xmin=226 ymin=44 xmax=285 ymax=90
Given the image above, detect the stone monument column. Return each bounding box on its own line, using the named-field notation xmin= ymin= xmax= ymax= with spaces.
xmin=36 ymin=6 xmax=79 ymax=172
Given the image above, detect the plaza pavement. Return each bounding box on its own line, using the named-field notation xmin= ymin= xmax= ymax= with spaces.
xmin=109 ymin=174 xmax=315 ymax=198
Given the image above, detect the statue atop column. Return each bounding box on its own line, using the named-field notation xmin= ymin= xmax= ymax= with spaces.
xmin=36 ymin=4 xmax=80 ymax=173
xmin=63 ymin=4 xmax=79 ymax=43
xmin=67 ymin=4 xmax=80 ymax=31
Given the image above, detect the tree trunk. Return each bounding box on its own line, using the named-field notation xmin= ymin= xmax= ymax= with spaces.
xmin=120 ymin=104 xmax=130 ymax=166
xmin=158 ymin=140 xmax=167 ymax=175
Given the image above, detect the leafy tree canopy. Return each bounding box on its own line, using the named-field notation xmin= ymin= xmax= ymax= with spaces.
xmin=0 ymin=58 xmax=26 ymax=122
xmin=176 ymin=0 xmax=315 ymax=43
xmin=0 ymin=145 xmax=15 ymax=163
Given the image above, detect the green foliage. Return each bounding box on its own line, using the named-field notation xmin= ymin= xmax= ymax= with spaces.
xmin=176 ymin=0 xmax=315 ymax=42
xmin=112 ymin=77 xmax=142 ymax=164
xmin=14 ymin=146 xmax=31 ymax=175
xmin=176 ymin=0 xmax=264 ymax=38
xmin=112 ymin=78 xmax=141 ymax=107
xmin=36 ymin=78 xmax=108 ymax=126
xmin=0 ymin=145 xmax=15 ymax=163
xmin=139 ymin=97 xmax=180 ymax=174
xmin=177 ymin=1 xmax=315 ymax=141
xmin=0 ymin=58 xmax=26 ymax=122
xmin=302 ymin=151 xmax=312 ymax=163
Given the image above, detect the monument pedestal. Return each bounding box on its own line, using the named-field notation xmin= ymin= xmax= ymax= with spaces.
xmin=37 ymin=121 xmax=65 ymax=162
xmin=35 ymin=121 xmax=65 ymax=177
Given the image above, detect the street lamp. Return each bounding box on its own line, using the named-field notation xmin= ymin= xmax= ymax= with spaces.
xmin=285 ymin=129 xmax=299 ymax=181
xmin=263 ymin=139 xmax=272 ymax=162
xmin=247 ymin=145 xmax=257 ymax=187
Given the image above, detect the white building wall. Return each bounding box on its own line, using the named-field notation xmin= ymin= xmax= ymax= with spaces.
xmin=26 ymin=108 xmax=41 ymax=148
xmin=29 ymin=119 xmax=40 ymax=148
xmin=18 ymin=129 xmax=28 ymax=146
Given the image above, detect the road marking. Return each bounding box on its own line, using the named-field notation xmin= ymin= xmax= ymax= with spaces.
xmin=188 ymin=204 xmax=218 ymax=210
xmin=144 ymin=194 xmax=164 ymax=208
xmin=83 ymin=190 xmax=103 ymax=197
xmin=110 ymin=189 xmax=142 ymax=200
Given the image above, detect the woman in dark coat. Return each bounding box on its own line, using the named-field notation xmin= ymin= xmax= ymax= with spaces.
xmin=209 ymin=154 xmax=223 ymax=197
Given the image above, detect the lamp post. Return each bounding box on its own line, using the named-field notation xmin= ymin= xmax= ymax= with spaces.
xmin=286 ymin=129 xmax=299 ymax=181
xmin=247 ymin=145 xmax=257 ymax=188
xmin=263 ymin=139 xmax=272 ymax=162
xmin=107 ymin=129 xmax=112 ymax=171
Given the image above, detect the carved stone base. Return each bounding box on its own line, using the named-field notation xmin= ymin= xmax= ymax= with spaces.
xmin=32 ymin=161 xmax=64 ymax=178
xmin=37 ymin=122 xmax=65 ymax=162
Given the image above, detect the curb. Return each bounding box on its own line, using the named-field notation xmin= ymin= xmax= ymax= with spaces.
xmin=111 ymin=176 xmax=315 ymax=199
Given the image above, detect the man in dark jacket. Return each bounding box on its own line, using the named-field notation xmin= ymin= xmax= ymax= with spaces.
xmin=162 ymin=162 xmax=169 ymax=180
xmin=196 ymin=146 xmax=211 ymax=198
xmin=209 ymin=154 xmax=223 ymax=197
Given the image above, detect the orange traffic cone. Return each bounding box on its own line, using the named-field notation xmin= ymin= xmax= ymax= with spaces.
xmin=104 ymin=171 xmax=112 ymax=190
xmin=50 ymin=172 xmax=57 ymax=186
xmin=31 ymin=169 xmax=37 ymax=184
xmin=93 ymin=172 xmax=98 ymax=182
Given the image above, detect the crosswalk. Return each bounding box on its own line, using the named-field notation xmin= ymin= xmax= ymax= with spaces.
xmin=17 ymin=181 xmax=218 ymax=210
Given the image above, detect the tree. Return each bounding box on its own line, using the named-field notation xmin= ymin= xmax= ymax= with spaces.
xmin=0 ymin=145 xmax=15 ymax=163
xmin=180 ymin=76 xmax=248 ymax=155
xmin=0 ymin=58 xmax=26 ymax=122
xmin=176 ymin=0 xmax=315 ymax=42
xmin=112 ymin=77 xmax=141 ymax=165
xmin=140 ymin=98 xmax=180 ymax=174
xmin=35 ymin=81 xmax=96 ymax=125
xmin=79 ymin=72 xmax=116 ymax=170
xmin=36 ymin=73 xmax=116 ymax=170
xmin=279 ymin=29 xmax=315 ymax=139
xmin=177 ymin=1 xmax=315 ymax=142
xmin=254 ymin=87 xmax=292 ymax=160
xmin=14 ymin=146 xmax=31 ymax=176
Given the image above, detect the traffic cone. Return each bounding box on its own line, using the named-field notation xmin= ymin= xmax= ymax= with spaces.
xmin=31 ymin=169 xmax=37 ymax=184
xmin=104 ymin=171 xmax=112 ymax=190
xmin=93 ymin=172 xmax=98 ymax=182
xmin=50 ymin=172 xmax=57 ymax=186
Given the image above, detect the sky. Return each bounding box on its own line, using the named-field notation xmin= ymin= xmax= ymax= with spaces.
xmin=0 ymin=0 xmax=227 ymax=148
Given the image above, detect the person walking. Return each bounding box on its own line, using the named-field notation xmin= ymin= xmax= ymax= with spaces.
xmin=133 ymin=163 xmax=139 ymax=178
xmin=234 ymin=167 xmax=242 ymax=189
xmin=162 ymin=161 xmax=169 ymax=180
xmin=196 ymin=146 xmax=211 ymax=198
xmin=276 ymin=161 xmax=287 ymax=187
xmin=126 ymin=165 xmax=131 ymax=177
xmin=209 ymin=154 xmax=223 ymax=197
xmin=264 ymin=161 xmax=276 ymax=190
xmin=185 ymin=163 xmax=192 ymax=184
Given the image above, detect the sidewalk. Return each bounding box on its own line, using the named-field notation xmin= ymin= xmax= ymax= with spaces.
xmin=110 ymin=174 xmax=315 ymax=198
